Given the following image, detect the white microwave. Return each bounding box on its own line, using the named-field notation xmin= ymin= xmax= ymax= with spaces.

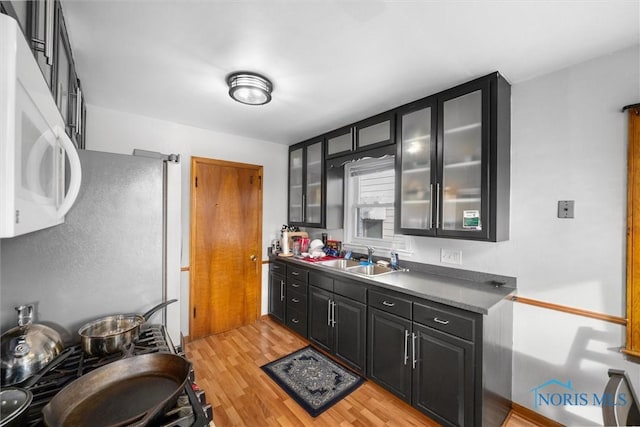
xmin=0 ymin=14 xmax=81 ymax=238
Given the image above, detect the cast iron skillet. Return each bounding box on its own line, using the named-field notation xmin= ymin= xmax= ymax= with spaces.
xmin=41 ymin=353 xmax=191 ymax=427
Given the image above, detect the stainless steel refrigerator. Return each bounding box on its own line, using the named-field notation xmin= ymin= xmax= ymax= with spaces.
xmin=0 ymin=149 xmax=182 ymax=344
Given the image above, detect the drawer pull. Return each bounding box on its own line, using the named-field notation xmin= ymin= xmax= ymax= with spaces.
xmin=433 ymin=317 xmax=450 ymax=325
xmin=291 ymin=298 xmax=300 ymax=303
xmin=291 ymin=283 xmax=300 ymax=288
xmin=382 ymin=301 xmax=395 ymax=307
xmin=291 ymin=271 xmax=300 ymax=276
xmin=291 ymin=318 xmax=299 ymax=324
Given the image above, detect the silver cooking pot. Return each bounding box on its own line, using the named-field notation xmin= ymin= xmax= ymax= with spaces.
xmin=0 ymin=305 xmax=63 ymax=385
xmin=78 ymin=299 xmax=177 ymax=356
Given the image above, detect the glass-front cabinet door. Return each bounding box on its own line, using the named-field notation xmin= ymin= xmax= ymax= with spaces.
xmin=326 ymin=127 xmax=353 ymax=158
xmin=397 ymin=99 xmax=436 ymax=234
xmin=397 ymin=72 xmax=510 ymax=241
xmin=439 ymin=89 xmax=484 ymax=234
xmin=288 ymin=148 xmax=304 ymax=223
xmin=356 ymin=112 xmax=394 ymax=151
xmin=305 ymin=141 xmax=322 ymax=225
xmin=288 ymin=140 xmax=325 ymax=227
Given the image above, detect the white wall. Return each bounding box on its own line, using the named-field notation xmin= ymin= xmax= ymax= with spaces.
xmin=85 ymin=106 xmax=288 ymax=338
xmin=399 ymin=46 xmax=639 ymax=425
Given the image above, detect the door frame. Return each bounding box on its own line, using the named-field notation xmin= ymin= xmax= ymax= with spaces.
xmin=189 ymin=156 xmax=263 ymax=338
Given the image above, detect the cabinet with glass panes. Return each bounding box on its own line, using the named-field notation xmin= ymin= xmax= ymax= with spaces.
xmin=396 ymin=72 xmax=510 ymax=242
xmin=288 ymin=139 xmax=325 ymax=227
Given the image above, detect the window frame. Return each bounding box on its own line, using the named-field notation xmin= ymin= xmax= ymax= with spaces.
xmin=343 ymin=156 xmax=411 ymax=254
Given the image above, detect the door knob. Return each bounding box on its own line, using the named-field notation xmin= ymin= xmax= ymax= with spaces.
xmin=250 ymin=255 xmax=257 ymax=261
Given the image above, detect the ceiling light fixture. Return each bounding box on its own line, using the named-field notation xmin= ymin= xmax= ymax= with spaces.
xmin=227 ymin=71 xmax=273 ymax=105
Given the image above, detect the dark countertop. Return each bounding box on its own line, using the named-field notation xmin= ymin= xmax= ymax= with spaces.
xmin=273 ymin=256 xmax=516 ymax=315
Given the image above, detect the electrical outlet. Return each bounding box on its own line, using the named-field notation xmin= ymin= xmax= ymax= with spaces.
xmin=558 ymin=200 xmax=575 ymax=218
xmin=441 ymin=248 xmax=462 ymax=265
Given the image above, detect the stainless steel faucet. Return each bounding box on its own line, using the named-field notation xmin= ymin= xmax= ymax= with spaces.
xmin=367 ymin=246 xmax=375 ymax=264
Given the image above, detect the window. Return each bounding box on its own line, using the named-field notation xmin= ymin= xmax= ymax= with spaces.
xmin=344 ymin=156 xmax=410 ymax=252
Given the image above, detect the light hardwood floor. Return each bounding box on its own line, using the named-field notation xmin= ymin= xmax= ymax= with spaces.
xmin=185 ymin=317 xmax=538 ymax=426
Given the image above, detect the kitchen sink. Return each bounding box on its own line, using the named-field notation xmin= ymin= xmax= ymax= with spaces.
xmin=348 ymin=264 xmax=395 ymax=276
xmin=318 ymin=259 xmax=361 ymax=269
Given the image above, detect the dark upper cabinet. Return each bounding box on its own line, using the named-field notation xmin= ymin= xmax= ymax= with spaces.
xmin=32 ymin=0 xmax=54 ymax=89
xmin=288 ymin=139 xmax=325 ymax=228
xmin=0 ymin=1 xmax=30 ymax=38
xmin=396 ymin=72 xmax=510 ymax=241
xmin=1 ymin=0 xmax=86 ymax=148
xmin=325 ymin=111 xmax=395 ymax=159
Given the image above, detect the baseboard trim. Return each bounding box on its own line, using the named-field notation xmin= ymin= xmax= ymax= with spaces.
xmin=510 ymin=402 xmax=564 ymax=427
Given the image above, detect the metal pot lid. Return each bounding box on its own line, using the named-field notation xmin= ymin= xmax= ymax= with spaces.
xmin=0 ymin=387 xmax=33 ymax=426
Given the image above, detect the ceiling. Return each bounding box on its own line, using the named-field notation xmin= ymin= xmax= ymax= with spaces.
xmin=61 ymin=1 xmax=640 ymax=146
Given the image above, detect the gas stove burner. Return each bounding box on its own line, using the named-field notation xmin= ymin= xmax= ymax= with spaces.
xmin=14 ymin=325 xmax=212 ymax=427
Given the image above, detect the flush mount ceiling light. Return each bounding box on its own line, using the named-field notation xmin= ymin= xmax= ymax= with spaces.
xmin=227 ymin=72 xmax=273 ymax=105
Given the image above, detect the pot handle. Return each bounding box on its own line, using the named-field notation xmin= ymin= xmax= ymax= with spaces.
xmin=16 ymin=305 xmax=34 ymax=327
xmin=142 ymin=299 xmax=178 ymax=321
xmin=19 ymin=347 xmax=74 ymax=388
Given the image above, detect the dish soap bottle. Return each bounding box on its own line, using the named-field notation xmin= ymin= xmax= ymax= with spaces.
xmin=390 ymin=250 xmax=399 ymax=270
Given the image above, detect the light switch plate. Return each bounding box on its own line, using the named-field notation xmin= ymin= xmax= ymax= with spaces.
xmin=441 ymin=248 xmax=462 ymax=265
xmin=558 ymin=200 xmax=575 ymax=218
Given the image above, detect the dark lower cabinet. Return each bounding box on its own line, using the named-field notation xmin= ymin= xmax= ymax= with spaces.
xmin=308 ymin=286 xmax=332 ymax=351
xmin=308 ymin=284 xmax=366 ymax=374
xmin=368 ymin=307 xmax=412 ymax=402
xmin=413 ymin=322 xmax=474 ymax=427
xmin=268 ymin=270 xmax=285 ymax=322
xmin=270 ymin=260 xmax=512 ymax=427
xmin=333 ymin=294 xmax=366 ymax=373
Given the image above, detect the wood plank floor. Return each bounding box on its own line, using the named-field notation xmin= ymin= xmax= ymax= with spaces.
xmin=185 ymin=317 xmax=537 ymax=427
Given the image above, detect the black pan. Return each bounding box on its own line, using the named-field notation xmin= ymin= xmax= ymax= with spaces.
xmin=41 ymin=353 xmax=191 ymax=427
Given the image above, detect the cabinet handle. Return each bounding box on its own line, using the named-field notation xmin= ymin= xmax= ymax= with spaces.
xmin=429 ymin=183 xmax=434 ymax=229
xmin=403 ymin=330 xmax=409 ymax=365
xmin=412 ymin=332 xmax=417 ymax=369
xmin=327 ymin=299 xmax=332 ymax=326
xmin=291 ymin=271 xmax=300 ymax=276
xmin=382 ymin=301 xmax=395 ymax=307
xmin=433 ymin=317 xmax=450 ymax=325
xmin=280 ymin=280 xmax=285 ymax=302
xmin=76 ymin=87 xmax=82 ymax=135
xmin=351 ymin=127 xmax=356 ymax=151
xmin=291 ymin=283 xmax=300 ymax=287
xmin=332 ymin=300 xmax=337 ymax=327
xmin=291 ymin=318 xmax=300 ymax=324
xmin=45 ymin=0 xmax=54 ymax=65
xmin=436 ymin=183 xmax=440 ymax=228
xmin=291 ymin=298 xmax=300 ymax=303
xmin=302 ymin=194 xmax=306 ymax=221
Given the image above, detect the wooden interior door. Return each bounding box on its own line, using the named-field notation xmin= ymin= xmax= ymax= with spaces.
xmin=626 ymin=105 xmax=640 ymax=356
xmin=190 ymin=157 xmax=263 ymax=339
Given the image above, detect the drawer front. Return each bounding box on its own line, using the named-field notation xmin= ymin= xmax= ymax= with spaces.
xmin=369 ymin=289 xmax=412 ymax=319
xmin=413 ymin=302 xmax=476 ymax=341
xmin=287 ymin=278 xmax=307 ymax=294
xmin=286 ymin=290 xmax=307 ymax=312
xmin=309 ymin=271 xmax=333 ymax=292
xmin=270 ymin=261 xmax=286 ymax=275
xmin=286 ymin=308 xmax=307 ymax=337
xmin=287 ymin=265 xmax=309 ymax=282
xmin=334 ymin=279 xmax=366 ymax=303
